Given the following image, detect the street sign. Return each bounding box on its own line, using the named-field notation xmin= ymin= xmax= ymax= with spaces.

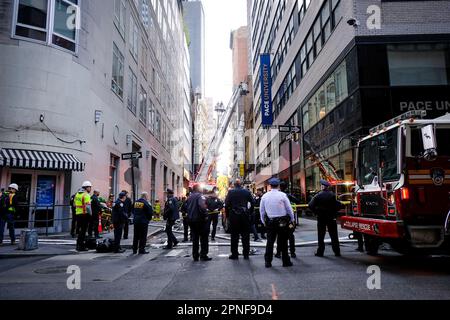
xmin=121 ymin=152 xmax=143 ymax=160
xmin=278 ymin=125 xmax=301 ymax=133
xmin=279 ymin=125 xmax=291 ymax=133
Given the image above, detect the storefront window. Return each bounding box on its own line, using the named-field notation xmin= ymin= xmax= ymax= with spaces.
xmin=388 ymin=44 xmax=448 ymax=86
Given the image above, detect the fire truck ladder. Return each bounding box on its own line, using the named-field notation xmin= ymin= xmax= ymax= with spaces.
xmin=195 ymin=84 xmax=248 ymax=183
xmin=309 ymin=152 xmax=340 ymax=182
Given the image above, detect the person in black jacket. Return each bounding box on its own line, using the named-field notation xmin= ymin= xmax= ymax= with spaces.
xmin=121 ymin=190 xmax=132 ymax=240
xmin=69 ymin=194 xmax=79 ymax=238
xmin=225 ymin=179 xmax=255 ymax=260
xmin=88 ymin=189 xmax=102 ymax=239
xmin=180 ymin=196 xmax=190 ymax=242
xmin=132 ymin=192 xmax=153 ymax=254
xmin=186 ymin=184 xmax=211 ymax=261
xmin=112 ymin=192 xmax=128 ymax=253
xmin=206 ymin=188 xmax=224 ymax=241
xmin=308 ymin=179 xmax=344 ymax=257
xmin=163 ymin=189 xmax=180 ymax=249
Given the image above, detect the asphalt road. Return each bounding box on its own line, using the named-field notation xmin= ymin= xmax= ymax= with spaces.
xmin=0 ymin=218 xmax=449 ymax=300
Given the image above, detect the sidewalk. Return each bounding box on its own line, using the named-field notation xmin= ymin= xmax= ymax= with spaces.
xmin=0 ymin=222 xmax=166 ymax=258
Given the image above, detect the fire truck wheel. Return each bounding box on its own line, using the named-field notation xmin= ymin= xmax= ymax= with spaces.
xmin=364 ymin=235 xmax=380 ymax=255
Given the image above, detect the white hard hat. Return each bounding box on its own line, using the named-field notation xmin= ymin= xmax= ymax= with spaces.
xmin=82 ymin=181 xmax=93 ymax=188
xmin=9 ymin=183 xmax=19 ymax=191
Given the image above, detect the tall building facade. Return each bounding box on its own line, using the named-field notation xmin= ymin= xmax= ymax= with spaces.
xmin=182 ymin=0 xmax=205 ymax=97
xmin=249 ymin=0 xmax=450 ymax=198
xmin=0 ymin=0 xmax=191 ymax=232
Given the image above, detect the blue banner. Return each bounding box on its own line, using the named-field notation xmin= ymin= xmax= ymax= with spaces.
xmin=260 ymin=54 xmax=273 ymax=126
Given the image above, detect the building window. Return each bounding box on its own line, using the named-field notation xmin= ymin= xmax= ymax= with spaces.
xmin=141 ymin=0 xmax=150 ymax=28
xmin=388 ymin=44 xmax=449 ymax=86
xmin=148 ymin=100 xmax=155 ymax=133
xmin=129 ymin=16 xmax=139 ymax=61
xmin=114 ymin=0 xmax=126 ymax=39
xmin=109 ymin=154 xmax=120 ymax=197
xmin=13 ymin=0 xmax=80 ymax=52
xmin=127 ymin=68 xmax=137 ymax=114
xmin=112 ymin=42 xmax=124 ymax=98
xmin=141 ymin=41 xmax=148 ymax=79
xmin=139 ymin=87 xmax=147 ymax=125
xmin=155 ymin=110 xmax=161 ymax=141
xmin=14 ymin=0 xmax=49 ymax=42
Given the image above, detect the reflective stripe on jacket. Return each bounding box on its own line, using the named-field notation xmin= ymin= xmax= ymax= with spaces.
xmin=75 ymin=192 xmax=91 ymax=215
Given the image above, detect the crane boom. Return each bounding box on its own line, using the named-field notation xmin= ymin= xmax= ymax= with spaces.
xmin=195 ymin=84 xmax=246 ymax=183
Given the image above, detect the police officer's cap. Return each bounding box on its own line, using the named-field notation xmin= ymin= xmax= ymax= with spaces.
xmin=166 ymin=189 xmax=174 ymax=194
xmin=118 ymin=192 xmax=127 ymax=198
xmin=320 ymin=179 xmax=331 ymax=187
xmin=268 ymin=178 xmax=281 ymax=186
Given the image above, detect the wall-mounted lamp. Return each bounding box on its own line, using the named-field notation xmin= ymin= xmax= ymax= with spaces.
xmin=95 ymin=110 xmax=102 ymax=124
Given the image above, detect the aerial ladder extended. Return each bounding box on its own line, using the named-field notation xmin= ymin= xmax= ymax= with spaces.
xmin=194 ymin=83 xmax=248 ymax=183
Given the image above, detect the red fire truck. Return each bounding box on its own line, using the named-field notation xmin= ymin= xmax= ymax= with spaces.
xmin=340 ymin=111 xmax=450 ymax=255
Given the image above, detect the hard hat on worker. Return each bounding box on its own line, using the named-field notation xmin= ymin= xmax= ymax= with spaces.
xmin=8 ymin=183 xmax=19 ymax=191
xmin=82 ymin=181 xmax=93 ymax=188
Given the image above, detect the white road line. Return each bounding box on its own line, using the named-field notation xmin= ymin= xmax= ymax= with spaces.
xmin=165 ymin=249 xmax=183 ymax=257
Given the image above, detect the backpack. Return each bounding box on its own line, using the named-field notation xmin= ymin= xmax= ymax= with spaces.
xmin=96 ymin=238 xmax=114 ymax=253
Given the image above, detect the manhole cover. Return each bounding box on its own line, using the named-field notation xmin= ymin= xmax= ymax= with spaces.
xmin=34 ymin=266 xmax=68 ymax=274
xmin=92 ymin=255 xmax=123 ymax=260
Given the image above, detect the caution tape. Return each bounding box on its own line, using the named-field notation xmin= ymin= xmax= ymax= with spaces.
xmin=254 ymin=201 xmax=351 ymax=210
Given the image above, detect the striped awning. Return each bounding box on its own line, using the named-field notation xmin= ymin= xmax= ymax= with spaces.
xmin=0 ymin=148 xmax=85 ymax=172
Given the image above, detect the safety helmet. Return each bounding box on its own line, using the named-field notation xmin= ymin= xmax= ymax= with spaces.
xmin=82 ymin=181 xmax=93 ymax=188
xmin=9 ymin=183 xmax=19 ymax=191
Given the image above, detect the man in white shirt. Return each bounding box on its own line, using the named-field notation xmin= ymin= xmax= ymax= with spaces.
xmin=260 ymin=178 xmax=295 ymax=268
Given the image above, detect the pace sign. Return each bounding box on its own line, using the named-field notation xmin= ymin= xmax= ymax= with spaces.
xmin=260 ymin=53 xmax=273 ymax=126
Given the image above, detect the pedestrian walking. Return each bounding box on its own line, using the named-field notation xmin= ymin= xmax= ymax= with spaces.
xmin=308 ymin=179 xmax=343 ymax=257
xmin=225 ymin=179 xmax=255 ymax=260
xmin=260 ymin=178 xmax=295 ymax=268
xmin=74 ymin=181 xmax=93 ymax=251
xmin=132 ymin=192 xmax=153 ymax=254
xmin=163 ymin=189 xmax=180 ymax=249
xmin=88 ymin=189 xmax=102 ymax=239
xmin=112 ymin=192 xmax=128 ymax=253
xmin=0 ymin=183 xmax=19 ymax=245
xmin=206 ymin=187 xmax=224 ymax=241
xmin=186 ymin=184 xmax=211 ymax=261
xmin=121 ymin=190 xmax=132 ymax=239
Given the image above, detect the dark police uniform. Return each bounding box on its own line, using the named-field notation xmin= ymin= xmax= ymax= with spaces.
xmin=308 ymin=180 xmax=343 ymax=257
xmin=206 ymin=195 xmax=224 ymax=241
xmin=163 ymin=191 xmax=180 ymax=249
xmin=225 ymin=185 xmax=254 ymax=259
xmin=186 ymin=191 xmax=210 ymax=261
xmin=88 ymin=193 xmax=102 ymax=238
xmin=112 ymin=195 xmax=128 ymax=253
xmin=180 ymin=198 xmax=190 ymax=242
xmin=122 ymin=195 xmax=132 ymax=239
xmin=132 ymin=197 xmax=153 ymax=254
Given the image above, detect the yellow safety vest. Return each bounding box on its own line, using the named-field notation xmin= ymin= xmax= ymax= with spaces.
xmin=74 ymin=192 xmax=91 ymax=215
xmin=8 ymin=193 xmax=16 ymax=213
xmin=154 ymin=203 xmax=161 ymax=214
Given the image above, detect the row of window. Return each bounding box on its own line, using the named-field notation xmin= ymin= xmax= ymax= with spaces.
xmin=271 ymin=0 xmax=342 ymax=123
xmin=251 ymin=1 xmax=274 ymax=74
xmin=12 ymin=0 xmax=80 ymax=52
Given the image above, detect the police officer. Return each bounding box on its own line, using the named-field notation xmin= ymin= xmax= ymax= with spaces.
xmin=74 ymin=181 xmax=93 ymax=251
xmin=308 ymin=179 xmax=343 ymax=257
xmin=254 ymin=189 xmax=266 ymax=240
xmin=275 ymin=182 xmax=299 ymax=258
xmin=132 ymin=192 xmax=153 ymax=254
xmin=225 ymin=179 xmax=255 ymax=260
xmin=0 ymin=183 xmax=19 ymax=245
xmin=112 ymin=192 xmax=127 ymax=253
xmin=163 ymin=189 xmax=180 ymax=249
xmin=206 ymin=187 xmax=224 ymax=241
xmin=88 ymin=189 xmax=102 ymax=239
xmin=186 ymin=184 xmax=211 ymax=261
xmin=260 ymin=178 xmax=295 ymax=268
xmin=121 ymin=190 xmax=132 ymax=240
xmin=180 ymin=196 xmax=190 ymax=242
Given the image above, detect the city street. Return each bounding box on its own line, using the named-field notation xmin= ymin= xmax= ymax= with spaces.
xmin=1 ymin=218 xmax=449 ymax=300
